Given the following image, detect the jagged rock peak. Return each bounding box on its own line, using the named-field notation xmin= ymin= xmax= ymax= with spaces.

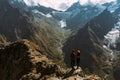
xmin=9 ymin=39 xmax=41 ymax=52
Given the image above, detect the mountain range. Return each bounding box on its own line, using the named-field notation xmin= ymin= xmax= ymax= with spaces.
xmin=0 ymin=0 xmax=120 ymax=80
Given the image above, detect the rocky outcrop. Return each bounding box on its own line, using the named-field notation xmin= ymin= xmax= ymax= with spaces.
xmin=0 ymin=39 xmax=64 ymax=80
xmin=0 ymin=39 xmax=101 ymax=80
xmin=0 ymin=39 xmax=41 ymax=80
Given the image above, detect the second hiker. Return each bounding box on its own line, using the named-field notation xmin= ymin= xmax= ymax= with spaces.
xmin=70 ymin=49 xmax=76 ymax=69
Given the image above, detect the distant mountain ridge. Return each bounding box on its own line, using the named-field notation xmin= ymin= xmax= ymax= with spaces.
xmin=49 ymin=2 xmax=107 ymax=30
xmin=66 ymin=3 xmax=106 ymax=30
xmin=10 ymin=0 xmax=57 ymax=14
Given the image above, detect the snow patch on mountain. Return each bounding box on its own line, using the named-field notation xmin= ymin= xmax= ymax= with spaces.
xmin=32 ymin=9 xmax=52 ymax=18
xmin=104 ymin=29 xmax=119 ymax=46
xmin=23 ymin=0 xmax=36 ymax=6
xmin=103 ymin=26 xmax=120 ymax=60
xmin=46 ymin=13 xmax=52 ymax=18
xmin=32 ymin=9 xmax=45 ymax=16
xmin=59 ymin=20 xmax=66 ymax=28
xmin=104 ymin=27 xmax=119 ymax=48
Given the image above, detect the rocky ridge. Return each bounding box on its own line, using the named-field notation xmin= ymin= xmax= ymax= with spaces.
xmin=0 ymin=39 xmax=101 ymax=80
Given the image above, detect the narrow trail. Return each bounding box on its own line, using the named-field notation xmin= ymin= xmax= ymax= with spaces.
xmin=57 ymin=39 xmax=63 ymax=54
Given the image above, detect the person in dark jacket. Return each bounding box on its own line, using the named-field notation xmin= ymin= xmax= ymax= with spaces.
xmin=76 ymin=50 xmax=81 ymax=68
xmin=70 ymin=49 xmax=76 ymax=69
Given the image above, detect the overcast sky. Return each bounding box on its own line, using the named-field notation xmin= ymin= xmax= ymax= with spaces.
xmin=24 ymin=0 xmax=117 ymax=11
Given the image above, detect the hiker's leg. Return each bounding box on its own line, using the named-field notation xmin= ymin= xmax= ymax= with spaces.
xmin=77 ymin=59 xmax=80 ymax=68
xmin=71 ymin=60 xmax=74 ymax=68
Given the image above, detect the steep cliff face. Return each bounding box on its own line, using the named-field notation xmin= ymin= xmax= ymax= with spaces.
xmin=0 ymin=0 xmax=33 ymax=41
xmin=63 ymin=10 xmax=116 ymax=79
xmin=0 ymin=39 xmax=101 ymax=80
xmin=113 ymin=6 xmax=120 ymax=50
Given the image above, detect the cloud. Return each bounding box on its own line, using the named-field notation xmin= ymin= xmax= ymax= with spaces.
xmin=24 ymin=0 xmax=78 ymax=11
xmin=23 ymin=0 xmax=117 ymax=11
xmin=35 ymin=0 xmax=78 ymax=11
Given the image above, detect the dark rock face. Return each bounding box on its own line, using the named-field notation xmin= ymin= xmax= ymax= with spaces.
xmin=63 ymin=10 xmax=116 ymax=78
xmin=113 ymin=69 xmax=120 ymax=80
xmin=114 ymin=7 xmax=120 ymax=50
xmin=0 ymin=0 xmax=33 ymax=41
xmin=86 ymin=10 xmax=117 ymax=40
xmin=112 ymin=51 xmax=120 ymax=80
xmin=116 ymin=37 xmax=120 ymax=50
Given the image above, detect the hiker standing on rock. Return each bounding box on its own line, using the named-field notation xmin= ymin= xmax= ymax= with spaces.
xmin=70 ymin=49 xmax=76 ymax=69
xmin=76 ymin=50 xmax=81 ymax=68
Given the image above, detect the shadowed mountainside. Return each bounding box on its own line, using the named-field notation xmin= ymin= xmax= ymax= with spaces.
xmin=0 ymin=0 xmax=64 ymax=63
xmin=63 ymin=9 xmax=117 ymax=79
